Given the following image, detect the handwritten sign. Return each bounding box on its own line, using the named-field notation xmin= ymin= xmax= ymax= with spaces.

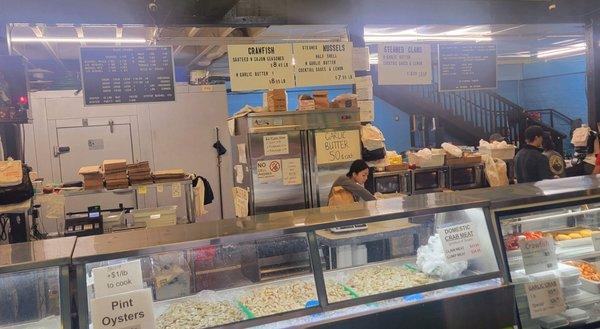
xmin=257 ymin=159 xmax=282 ymax=183
xmin=90 ymin=288 xmax=155 ymax=329
xmin=228 ymin=44 xmax=295 ymax=91
xmin=438 ymin=44 xmax=497 ymax=91
xmin=171 ymin=183 xmax=181 ymax=198
xmin=282 ymin=158 xmax=302 ymax=186
xmin=519 ymin=237 xmax=558 ymax=275
xmin=92 ymin=260 xmax=144 ymax=298
xmin=377 ymin=43 xmax=432 ymax=85
xmin=315 ymin=130 xmax=361 ymax=165
xmin=437 ymin=222 xmax=483 ymax=263
xmin=263 ymin=135 xmax=289 ymax=156
xmin=137 ymin=185 xmax=147 ymax=195
xmin=525 ymin=279 xmax=566 ymax=319
xmin=293 ymin=42 xmax=354 ymax=87
xmin=232 ymin=187 xmax=249 ymax=217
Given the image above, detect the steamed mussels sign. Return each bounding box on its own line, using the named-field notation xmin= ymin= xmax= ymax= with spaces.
xmin=227 ymin=44 xmax=294 ymax=91
xmin=293 ymin=42 xmax=355 ymax=87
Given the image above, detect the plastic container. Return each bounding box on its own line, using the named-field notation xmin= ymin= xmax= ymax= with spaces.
xmin=131 ymin=205 xmax=177 ymax=227
xmin=336 ymin=245 xmax=353 ymax=268
xmin=581 ymin=276 xmax=600 ymax=294
xmin=562 ymin=308 xmax=589 ymax=325
xmin=563 ymin=283 xmax=582 ymax=298
xmin=557 ymin=265 xmax=582 ymax=287
xmin=538 ymin=314 xmax=569 ymax=329
xmin=531 ymin=271 xmax=557 ymax=282
xmin=407 ymin=150 xmax=445 ymax=168
xmin=478 ymin=145 xmax=515 ymax=160
xmin=351 ymin=244 xmax=367 ymax=266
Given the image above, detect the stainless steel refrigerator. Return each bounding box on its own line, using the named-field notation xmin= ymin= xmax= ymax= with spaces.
xmin=230 ymin=109 xmax=362 ymax=215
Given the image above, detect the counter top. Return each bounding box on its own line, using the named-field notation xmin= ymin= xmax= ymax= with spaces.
xmin=72 ymin=192 xmax=487 ymax=264
xmin=0 ymin=236 xmax=76 ymax=274
xmin=459 ymin=174 xmax=600 ymax=210
xmin=316 ymin=219 xmax=421 ymax=247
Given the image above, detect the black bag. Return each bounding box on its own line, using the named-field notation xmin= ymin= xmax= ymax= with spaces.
xmin=362 ymin=147 xmax=386 ymax=162
xmin=0 ymin=164 xmax=34 ymax=205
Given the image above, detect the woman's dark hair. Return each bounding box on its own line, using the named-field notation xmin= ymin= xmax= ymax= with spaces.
xmin=347 ymin=159 xmax=369 ymax=177
xmin=542 ymin=132 xmax=555 ymax=151
xmin=524 ymin=125 xmax=544 ymax=142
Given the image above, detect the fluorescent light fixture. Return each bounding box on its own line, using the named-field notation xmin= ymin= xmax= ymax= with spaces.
xmin=10 ymin=37 xmax=147 ymax=44
xmin=537 ymin=42 xmax=586 ymax=59
xmin=364 ymin=35 xmax=492 ymax=42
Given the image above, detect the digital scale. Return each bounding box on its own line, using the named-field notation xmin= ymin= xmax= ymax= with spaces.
xmin=329 ymin=223 xmax=368 ymax=233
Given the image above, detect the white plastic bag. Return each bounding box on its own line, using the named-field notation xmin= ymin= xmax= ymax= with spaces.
xmin=360 ymin=124 xmax=386 ymax=151
xmin=416 ymin=234 xmax=467 ymax=280
xmin=441 ymin=143 xmax=462 ymax=158
xmin=483 ymin=155 xmax=509 ymax=187
xmin=572 ymin=126 xmax=591 ymax=147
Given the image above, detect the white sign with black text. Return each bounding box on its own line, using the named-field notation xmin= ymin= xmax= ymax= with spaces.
xmin=90 ymin=288 xmax=155 ymax=329
xmin=377 ymin=43 xmax=432 ymax=85
xmin=525 ymin=278 xmax=566 ymax=319
xmin=92 ymin=260 xmax=144 ymax=298
xmin=437 ymin=222 xmax=483 ymax=263
xmin=519 ymin=237 xmax=558 ymax=275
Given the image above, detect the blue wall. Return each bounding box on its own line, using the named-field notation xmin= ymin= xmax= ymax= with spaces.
xmin=495 ymin=56 xmax=587 ymax=123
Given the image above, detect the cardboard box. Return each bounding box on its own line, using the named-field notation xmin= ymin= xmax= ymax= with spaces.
xmin=313 ymin=91 xmax=329 ymax=108
xmin=298 ymin=95 xmax=316 ymax=111
xmin=264 ymin=89 xmax=287 ymax=112
xmin=332 ymin=95 xmax=358 ymax=109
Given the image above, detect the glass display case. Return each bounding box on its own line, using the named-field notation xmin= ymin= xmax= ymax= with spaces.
xmin=72 ymin=193 xmax=513 ymax=329
xmin=488 ymin=176 xmax=600 ymax=328
xmin=0 ymin=237 xmax=75 ymax=329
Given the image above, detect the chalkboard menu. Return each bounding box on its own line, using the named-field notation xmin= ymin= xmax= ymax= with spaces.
xmin=80 ymin=46 xmax=175 ymax=105
xmin=438 ymin=44 xmax=497 ymax=92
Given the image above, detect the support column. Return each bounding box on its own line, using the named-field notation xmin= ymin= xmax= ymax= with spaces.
xmin=586 ymin=14 xmax=600 ymax=128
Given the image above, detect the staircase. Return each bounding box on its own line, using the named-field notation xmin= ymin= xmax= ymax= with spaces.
xmin=372 ymin=72 xmax=567 ymax=153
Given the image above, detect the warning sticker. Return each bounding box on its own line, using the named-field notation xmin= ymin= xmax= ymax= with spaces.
xmin=257 ymin=159 xmax=282 ymax=183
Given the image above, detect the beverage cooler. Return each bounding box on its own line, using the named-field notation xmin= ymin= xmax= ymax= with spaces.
xmin=230 ymin=109 xmax=361 ymax=215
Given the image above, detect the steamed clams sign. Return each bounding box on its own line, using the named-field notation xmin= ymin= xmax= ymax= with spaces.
xmin=227 ymin=44 xmax=295 ymax=91
xmin=315 ymin=130 xmax=361 ymax=165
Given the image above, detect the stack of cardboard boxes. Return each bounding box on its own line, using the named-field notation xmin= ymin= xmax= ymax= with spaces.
xmin=102 ymin=159 xmax=129 ymax=190
xmin=78 ymin=165 xmax=103 ymax=190
xmin=127 ymin=161 xmax=152 ymax=185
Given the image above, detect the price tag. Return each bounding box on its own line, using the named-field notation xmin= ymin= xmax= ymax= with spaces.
xmin=137 ymin=186 xmax=147 ymax=195
xmin=592 ymin=232 xmax=600 ymax=251
xmin=437 ymin=222 xmax=483 ymax=263
xmin=92 ymin=260 xmax=144 ymax=298
xmin=156 ymin=184 xmax=163 ymax=193
xmin=525 ymin=279 xmax=566 ymax=319
xmin=90 ymin=288 xmax=155 ymax=329
xmin=172 ymin=183 xmax=181 ymax=198
xmin=519 ymin=237 xmax=558 ymax=275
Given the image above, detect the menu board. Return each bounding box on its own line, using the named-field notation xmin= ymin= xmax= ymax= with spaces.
xmin=377 ymin=43 xmax=432 ymax=85
xmin=293 ymin=42 xmax=354 ymax=87
xmin=228 ymin=44 xmax=295 ymax=91
xmin=438 ymin=44 xmax=497 ymax=92
xmin=80 ymin=46 xmax=175 ymax=106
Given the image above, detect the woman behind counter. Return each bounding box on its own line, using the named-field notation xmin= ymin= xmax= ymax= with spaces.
xmin=329 ymin=159 xmax=376 ymax=204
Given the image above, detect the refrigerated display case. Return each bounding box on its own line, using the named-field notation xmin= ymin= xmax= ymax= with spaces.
xmin=230 ymin=109 xmax=362 ymax=215
xmin=474 ymin=175 xmax=600 ymax=328
xmin=72 ymin=193 xmax=515 ymax=329
xmin=0 ymin=237 xmax=75 ymax=329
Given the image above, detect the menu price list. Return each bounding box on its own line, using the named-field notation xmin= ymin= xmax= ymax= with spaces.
xmin=81 ymin=46 xmax=175 ymax=105
xmin=438 ymin=44 xmax=497 ymax=92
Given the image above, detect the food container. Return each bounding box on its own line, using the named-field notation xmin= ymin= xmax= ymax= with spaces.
xmin=297 ymin=95 xmax=315 ymax=111
xmin=547 ymin=227 xmax=596 ymax=247
xmin=562 ymin=283 xmax=582 ymax=298
xmin=580 ymin=277 xmax=600 ymax=293
xmin=531 ymin=271 xmax=557 ymax=281
xmin=445 ymin=155 xmax=482 ymax=166
xmin=562 ymin=308 xmax=589 ymax=325
xmin=538 ymin=314 xmax=569 ymax=329
xmin=478 ymin=145 xmax=516 ymax=160
xmin=132 ymin=205 xmax=177 ymax=227
xmin=313 ymin=91 xmax=329 ymax=108
xmin=557 ymin=265 xmax=581 ymax=287
xmin=407 ymin=150 xmax=445 ymax=168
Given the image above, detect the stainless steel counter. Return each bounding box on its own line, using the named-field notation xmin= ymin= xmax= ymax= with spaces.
xmin=459 ymin=174 xmax=600 ymax=209
xmin=0 ymin=236 xmax=76 ymax=274
xmin=72 ymin=193 xmax=487 ymax=264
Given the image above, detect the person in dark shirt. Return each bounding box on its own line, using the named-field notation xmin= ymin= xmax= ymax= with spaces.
xmin=514 ymin=125 xmax=554 ymax=183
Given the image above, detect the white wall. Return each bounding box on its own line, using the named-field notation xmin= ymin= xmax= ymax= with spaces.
xmin=23 ymin=84 xmax=234 ymax=223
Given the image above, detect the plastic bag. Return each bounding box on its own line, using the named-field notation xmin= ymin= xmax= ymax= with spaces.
xmin=360 ymin=124 xmax=385 ymax=151
xmin=572 ymin=126 xmax=591 ymax=147
xmin=416 ymin=148 xmax=433 ymax=160
xmin=416 ymin=234 xmax=467 ymax=280
xmin=483 ymin=155 xmax=509 ymax=187
xmin=441 ymin=143 xmax=462 ymax=158
xmin=328 ymin=186 xmax=356 ymax=206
